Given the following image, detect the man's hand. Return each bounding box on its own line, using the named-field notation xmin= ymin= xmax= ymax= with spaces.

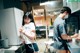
xmin=71 ymin=33 xmax=78 ymax=38
xmin=75 ymin=34 xmax=80 ymax=40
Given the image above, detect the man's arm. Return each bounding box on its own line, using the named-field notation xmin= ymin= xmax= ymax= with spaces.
xmin=61 ymin=34 xmax=78 ymax=40
xmin=58 ymin=24 xmax=78 ymax=40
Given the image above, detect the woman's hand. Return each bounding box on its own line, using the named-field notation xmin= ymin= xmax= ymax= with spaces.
xmin=19 ymin=27 xmax=23 ymax=33
xmin=19 ymin=27 xmax=25 ymax=34
xmin=22 ymin=40 xmax=25 ymax=44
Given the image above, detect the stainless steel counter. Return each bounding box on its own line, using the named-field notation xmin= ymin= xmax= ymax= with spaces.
xmin=67 ymin=42 xmax=80 ymax=53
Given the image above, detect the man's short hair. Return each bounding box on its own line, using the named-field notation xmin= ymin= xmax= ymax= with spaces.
xmin=60 ymin=6 xmax=71 ymax=14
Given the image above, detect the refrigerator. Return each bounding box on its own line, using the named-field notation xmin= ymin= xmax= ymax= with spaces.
xmin=0 ymin=7 xmax=24 ymax=46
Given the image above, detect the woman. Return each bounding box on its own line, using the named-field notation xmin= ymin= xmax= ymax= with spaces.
xmin=19 ymin=12 xmax=39 ymax=53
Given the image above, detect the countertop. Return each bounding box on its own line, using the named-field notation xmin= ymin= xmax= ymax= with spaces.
xmin=67 ymin=42 xmax=80 ymax=53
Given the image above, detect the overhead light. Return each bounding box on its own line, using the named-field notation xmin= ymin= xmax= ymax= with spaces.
xmin=40 ymin=1 xmax=62 ymax=7
xmin=40 ymin=2 xmax=47 ymax=6
xmin=54 ymin=12 xmax=60 ymax=15
xmin=40 ymin=1 xmax=53 ymax=6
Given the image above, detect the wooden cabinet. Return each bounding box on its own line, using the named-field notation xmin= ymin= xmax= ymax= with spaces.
xmin=32 ymin=6 xmax=57 ymax=26
xmin=32 ymin=6 xmax=46 ymax=26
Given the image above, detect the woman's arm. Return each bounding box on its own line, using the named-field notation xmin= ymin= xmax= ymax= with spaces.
xmin=19 ymin=35 xmax=25 ymax=44
xmin=19 ymin=27 xmax=25 ymax=44
xmin=20 ymin=27 xmax=35 ymax=40
xmin=20 ymin=23 xmax=36 ymax=40
xmin=23 ymin=30 xmax=36 ymax=40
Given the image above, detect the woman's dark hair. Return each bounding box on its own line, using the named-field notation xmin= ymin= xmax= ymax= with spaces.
xmin=22 ymin=12 xmax=35 ymax=26
xmin=60 ymin=6 xmax=71 ymax=14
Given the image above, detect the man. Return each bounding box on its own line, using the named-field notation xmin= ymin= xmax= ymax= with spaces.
xmin=53 ymin=6 xmax=78 ymax=53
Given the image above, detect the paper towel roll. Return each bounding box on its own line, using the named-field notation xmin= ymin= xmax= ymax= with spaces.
xmin=79 ymin=30 xmax=80 ymax=35
xmin=3 ymin=38 xmax=9 ymax=48
xmin=72 ymin=38 xmax=76 ymax=44
xmin=0 ymin=49 xmax=4 ymax=53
